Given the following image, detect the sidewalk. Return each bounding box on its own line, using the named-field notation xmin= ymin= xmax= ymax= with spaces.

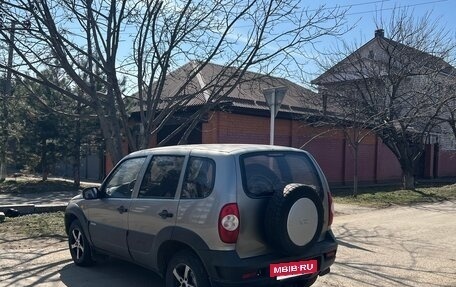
xmin=334 ymin=202 xmax=377 ymax=216
xmin=0 ymin=188 xmax=372 ymax=216
xmin=0 ymin=189 xmax=80 ymax=214
xmin=0 ymin=177 xmax=97 ymax=215
xmin=0 ymin=190 xmax=80 ymax=206
xmin=0 ymin=176 xmax=377 ymax=216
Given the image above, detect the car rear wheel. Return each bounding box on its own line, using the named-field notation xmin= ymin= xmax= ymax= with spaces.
xmin=265 ymin=184 xmax=323 ymax=256
xmin=68 ymin=220 xmax=94 ymax=266
xmin=165 ymin=250 xmax=211 ymax=287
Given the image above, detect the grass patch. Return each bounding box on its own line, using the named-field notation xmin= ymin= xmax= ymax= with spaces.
xmin=0 ymin=212 xmax=66 ymax=238
xmin=333 ymin=183 xmax=456 ymax=208
xmin=0 ymin=178 xmax=81 ymax=194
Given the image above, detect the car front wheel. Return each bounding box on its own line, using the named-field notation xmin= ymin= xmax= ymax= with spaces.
xmin=68 ymin=220 xmax=94 ymax=266
xmin=165 ymin=250 xmax=211 ymax=287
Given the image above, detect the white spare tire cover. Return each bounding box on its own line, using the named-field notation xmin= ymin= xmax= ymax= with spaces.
xmin=264 ymin=184 xmax=323 ymax=256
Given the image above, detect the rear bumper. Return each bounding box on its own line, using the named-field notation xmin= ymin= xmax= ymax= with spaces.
xmin=198 ymin=231 xmax=338 ymax=287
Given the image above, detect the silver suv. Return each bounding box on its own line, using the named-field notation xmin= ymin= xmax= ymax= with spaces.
xmin=65 ymin=144 xmax=337 ymax=287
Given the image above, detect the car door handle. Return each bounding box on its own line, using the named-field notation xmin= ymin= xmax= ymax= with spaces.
xmin=117 ymin=205 xmax=128 ymax=214
xmin=158 ymin=210 xmax=173 ymax=219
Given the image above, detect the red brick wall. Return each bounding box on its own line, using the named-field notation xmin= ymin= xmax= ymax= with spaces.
xmin=201 ymin=111 xmax=456 ymax=184
xmin=202 ymin=112 xmax=292 ymax=145
xmin=376 ymin=139 xmax=402 ymax=182
xmin=303 ymin=137 xmax=345 ymax=184
xmin=344 ymin=142 xmax=376 ymax=183
xmin=202 ymin=111 xmax=406 ymax=184
xmin=437 ymin=150 xmax=456 ymax=177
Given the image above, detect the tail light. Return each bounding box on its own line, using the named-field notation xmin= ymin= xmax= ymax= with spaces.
xmin=218 ymin=203 xmax=240 ymax=244
xmin=327 ymin=191 xmax=334 ymax=226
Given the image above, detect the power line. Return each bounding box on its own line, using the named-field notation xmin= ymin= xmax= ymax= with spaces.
xmin=305 ymin=0 xmax=392 ymax=13
xmin=346 ymin=0 xmax=449 ymax=16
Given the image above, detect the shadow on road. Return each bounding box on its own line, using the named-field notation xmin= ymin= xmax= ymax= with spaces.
xmin=0 ymin=237 xmax=71 ymax=287
xmin=59 ymin=258 xmax=164 ymax=287
xmin=317 ymin=215 xmax=456 ymax=287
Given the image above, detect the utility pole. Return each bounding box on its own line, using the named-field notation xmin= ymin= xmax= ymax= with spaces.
xmin=0 ymin=21 xmax=16 ymax=182
xmin=262 ymin=87 xmax=287 ymax=145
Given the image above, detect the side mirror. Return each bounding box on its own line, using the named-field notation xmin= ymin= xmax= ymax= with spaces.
xmin=82 ymin=187 xmax=100 ymax=200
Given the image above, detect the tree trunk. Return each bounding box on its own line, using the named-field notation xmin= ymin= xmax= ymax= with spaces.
xmin=0 ymin=111 xmax=7 ymax=182
xmin=0 ymin=161 xmax=6 ymax=182
xmin=353 ymin=145 xmax=359 ymax=197
xmin=41 ymin=138 xmax=48 ymax=181
xmin=402 ymin=171 xmax=415 ymax=190
xmin=73 ymin=101 xmax=81 ymax=188
xmin=398 ymin=149 xmax=417 ymax=190
xmin=0 ymin=86 xmax=7 ymax=182
xmin=97 ymin=110 xmax=125 ymax=166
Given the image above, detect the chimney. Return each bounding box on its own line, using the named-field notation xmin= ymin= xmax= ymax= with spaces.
xmin=375 ymin=29 xmax=384 ymax=38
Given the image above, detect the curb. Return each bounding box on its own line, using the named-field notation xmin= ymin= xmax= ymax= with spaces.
xmin=0 ymin=204 xmax=67 ymax=215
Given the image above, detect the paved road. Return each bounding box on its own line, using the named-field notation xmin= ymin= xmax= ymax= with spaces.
xmin=316 ymin=200 xmax=456 ymax=287
xmin=0 ymin=201 xmax=455 ymax=287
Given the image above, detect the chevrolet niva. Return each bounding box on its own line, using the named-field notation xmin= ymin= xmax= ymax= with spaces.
xmin=65 ymin=144 xmax=337 ymax=287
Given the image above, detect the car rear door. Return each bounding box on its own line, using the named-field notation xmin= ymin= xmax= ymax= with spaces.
xmin=236 ymin=151 xmax=325 ymax=258
xmin=127 ymin=153 xmax=187 ymax=268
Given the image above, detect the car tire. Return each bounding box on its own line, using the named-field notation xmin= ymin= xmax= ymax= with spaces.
xmin=265 ymin=184 xmax=323 ymax=256
xmin=68 ymin=220 xmax=94 ymax=266
xmin=165 ymin=250 xmax=211 ymax=287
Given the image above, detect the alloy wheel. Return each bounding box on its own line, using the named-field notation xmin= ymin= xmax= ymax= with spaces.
xmin=172 ymin=263 xmax=198 ymax=287
xmin=70 ymin=228 xmax=84 ymax=260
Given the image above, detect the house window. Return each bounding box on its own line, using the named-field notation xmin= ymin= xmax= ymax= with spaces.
xmin=368 ymin=50 xmax=375 ymax=59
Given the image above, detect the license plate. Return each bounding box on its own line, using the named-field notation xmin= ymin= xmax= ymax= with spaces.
xmin=270 ymin=259 xmax=318 ymax=280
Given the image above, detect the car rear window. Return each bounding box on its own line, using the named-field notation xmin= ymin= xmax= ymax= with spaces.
xmin=240 ymin=151 xmax=322 ymax=197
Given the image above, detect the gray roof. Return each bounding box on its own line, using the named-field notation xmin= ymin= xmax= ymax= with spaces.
xmin=131 ymin=62 xmax=321 ymax=116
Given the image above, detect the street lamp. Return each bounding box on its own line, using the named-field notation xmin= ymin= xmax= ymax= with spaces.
xmin=262 ymin=86 xmax=287 ymax=145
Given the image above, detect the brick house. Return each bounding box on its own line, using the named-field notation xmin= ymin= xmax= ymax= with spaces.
xmin=127 ymin=62 xmax=430 ymax=185
xmin=311 ymin=29 xmax=456 ymax=181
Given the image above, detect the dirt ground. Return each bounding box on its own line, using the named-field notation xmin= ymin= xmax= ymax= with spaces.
xmin=1 ymin=201 xmax=455 ymax=287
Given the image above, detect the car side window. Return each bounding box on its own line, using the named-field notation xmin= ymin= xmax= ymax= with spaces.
xmin=105 ymin=157 xmax=146 ymax=198
xmin=138 ymin=155 xmax=185 ymax=199
xmin=181 ymin=157 xmax=215 ymax=199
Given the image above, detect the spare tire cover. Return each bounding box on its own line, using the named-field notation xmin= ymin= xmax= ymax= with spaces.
xmin=264 ymin=184 xmax=323 ymax=256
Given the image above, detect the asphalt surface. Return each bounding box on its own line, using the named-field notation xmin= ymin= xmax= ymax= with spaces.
xmin=0 ymin=201 xmax=455 ymax=287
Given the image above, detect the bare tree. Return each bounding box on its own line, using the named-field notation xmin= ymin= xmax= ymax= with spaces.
xmin=314 ymin=90 xmax=387 ymax=196
xmin=0 ymin=0 xmax=348 ymax=166
xmin=313 ymin=8 xmax=456 ymax=190
xmin=438 ymin=76 xmax=456 ymax=142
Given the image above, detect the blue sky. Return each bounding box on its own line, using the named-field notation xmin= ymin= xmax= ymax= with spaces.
xmin=5 ymin=0 xmax=451 ymax=91
xmin=114 ymin=0 xmax=455 ymax=90
xmin=296 ymin=0 xmax=456 ymax=83
xmin=316 ymin=0 xmax=455 ymax=42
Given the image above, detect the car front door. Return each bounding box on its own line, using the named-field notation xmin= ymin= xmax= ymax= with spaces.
xmin=127 ymin=154 xmax=186 ymax=267
xmin=85 ymin=156 xmax=147 ymax=259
